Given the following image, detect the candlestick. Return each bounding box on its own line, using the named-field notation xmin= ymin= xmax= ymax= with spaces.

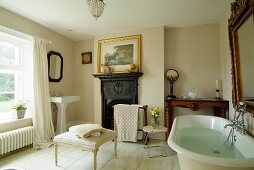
xmin=216 ymin=79 xmax=220 ymax=90
xmin=215 ymin=89 xmax=221 ymax=99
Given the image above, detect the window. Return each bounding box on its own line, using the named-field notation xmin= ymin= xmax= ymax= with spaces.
xmin=0 ymin=29 xmax=33 ymax=122
xmin=0 ymin=72 xmax=15 ymax=112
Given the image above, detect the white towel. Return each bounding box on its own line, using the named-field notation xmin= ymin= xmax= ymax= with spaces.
xmin=114 ymin=104 xmax=139 ymax=142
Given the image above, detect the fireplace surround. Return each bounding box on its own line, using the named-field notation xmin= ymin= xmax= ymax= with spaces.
xmin=93 ymin=72 xmax=143 ymax=129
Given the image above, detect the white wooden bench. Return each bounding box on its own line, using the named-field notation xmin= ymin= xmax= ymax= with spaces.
xmin=53 ymin=129 xmax=117 ymax=170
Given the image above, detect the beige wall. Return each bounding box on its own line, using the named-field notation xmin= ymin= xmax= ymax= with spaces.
xmin=165 ymin=24 xmax=221 ymax=116
xmin=93 ymin=27 xmax=165 ymax=125
xmin=74 ymin=40 xmax=94 ymax=122
xmin=0 ymin=7 xmax=76 ymax=127
xmin=74 ymin=25 xmax=223 ymax=125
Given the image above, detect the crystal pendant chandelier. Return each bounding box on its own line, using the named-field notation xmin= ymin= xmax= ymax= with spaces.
xmin=86 ymin=0 xmax=106 ymax=20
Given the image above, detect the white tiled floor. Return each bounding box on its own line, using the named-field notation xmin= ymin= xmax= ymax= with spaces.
xmin=0 ymin=141 xmax=181 ymax=170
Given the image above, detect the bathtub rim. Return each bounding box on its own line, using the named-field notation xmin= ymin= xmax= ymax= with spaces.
xmin=167 ymin=115 xmax=254 ymax=168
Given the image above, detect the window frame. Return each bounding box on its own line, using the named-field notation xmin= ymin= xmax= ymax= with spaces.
xmin=0 ymin=36 xmax=25 ymax=113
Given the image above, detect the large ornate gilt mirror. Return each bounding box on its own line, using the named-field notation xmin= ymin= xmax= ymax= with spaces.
xmin=229 ymin=0 xmax=254 ymax=112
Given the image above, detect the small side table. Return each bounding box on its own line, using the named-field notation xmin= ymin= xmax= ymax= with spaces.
xmin=143 ymin=126 xmax=168 ymax=158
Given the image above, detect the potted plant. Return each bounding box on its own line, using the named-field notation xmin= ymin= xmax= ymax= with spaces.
xmin=11 ymin=101 xmax=27 ymax=119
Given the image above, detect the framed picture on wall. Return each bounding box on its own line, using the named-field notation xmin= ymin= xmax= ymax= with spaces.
xmin=81 ymin=52 xmax=92 ymax=64
xmin=97 ymin=34 xmax=141 ymax=73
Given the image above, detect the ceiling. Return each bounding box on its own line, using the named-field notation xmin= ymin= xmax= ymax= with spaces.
xmin=0 ymin=0 xmax=226 ymax=41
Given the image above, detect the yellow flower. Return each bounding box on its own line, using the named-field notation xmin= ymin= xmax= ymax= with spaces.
xmin=149 ymin=107 xmax=160 ymax=118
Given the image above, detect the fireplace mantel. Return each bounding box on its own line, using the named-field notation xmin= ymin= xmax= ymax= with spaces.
xmin=93 ymin=72 xmax=143 ymax=129
xmin=93 ymin=72 xmax=143 ymax=80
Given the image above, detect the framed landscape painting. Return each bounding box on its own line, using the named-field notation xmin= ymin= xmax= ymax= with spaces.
xmin=97 ymin=34 xmax=141 ymax=73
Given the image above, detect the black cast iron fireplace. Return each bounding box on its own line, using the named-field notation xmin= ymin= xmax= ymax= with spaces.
xmin=93 ymin=72 xmax=143 ymax=129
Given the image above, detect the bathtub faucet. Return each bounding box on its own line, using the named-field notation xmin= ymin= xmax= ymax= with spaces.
xmin=224 ymin=123 xmax=235 ymax=128
xmin=224 ymin=102 xmax=247 ymax=145
xmin=224 ymin=102 xmax=247 ymax=134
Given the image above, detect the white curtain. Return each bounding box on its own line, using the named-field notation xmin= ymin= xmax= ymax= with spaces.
xmin=33 ymin=37 xmax=55 ymax=149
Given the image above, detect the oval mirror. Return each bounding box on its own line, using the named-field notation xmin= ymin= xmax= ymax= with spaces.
xmin=166 ymin=69 xmax=179 ymax=82
xmin=47 ymin=51 xmax=63 ymax=82
xmin=165 ymin=69 xmax=179 ymax=99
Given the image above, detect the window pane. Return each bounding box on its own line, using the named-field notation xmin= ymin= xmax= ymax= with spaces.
xmin=0 ymin=72 xmax=15 ymax=113
xmin=0 ymin=73 xmax=15 ymax=92
xmin=0 ymin=100 xmax=13 ymax=113
xmin=0 ymin=41 xmax=16 ymax=65
xmin=0 ymin=93 xmax=15 ymax=101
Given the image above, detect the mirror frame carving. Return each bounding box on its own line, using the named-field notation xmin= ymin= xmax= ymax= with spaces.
xmin=229 ymin=0 xmax=254 ymax=112
xmin=47 ymin=51 xmax=63 ymax=82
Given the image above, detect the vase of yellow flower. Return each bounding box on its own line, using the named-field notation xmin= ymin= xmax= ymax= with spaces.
xmin=150 ymin=107 xmax=160 ymax=128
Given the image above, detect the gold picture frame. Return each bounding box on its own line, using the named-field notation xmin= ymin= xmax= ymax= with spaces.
xmin=97 ymin=34 xmax=141 ymax=73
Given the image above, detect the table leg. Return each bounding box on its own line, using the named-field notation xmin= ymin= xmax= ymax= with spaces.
xmin=145 ymin=132 xmax=168 ymax=158
xmin=144 ymin=132 xmax=149 ymax=145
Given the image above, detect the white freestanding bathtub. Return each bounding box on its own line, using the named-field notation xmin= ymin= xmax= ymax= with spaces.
xmin=167 ymin=115 xmax=254 ymax=170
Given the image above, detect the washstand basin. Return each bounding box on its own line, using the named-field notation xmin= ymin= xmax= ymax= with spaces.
xmin=50 ymin=96 xmax=81 ymax=104
xmin=50 ymin=96 xmax=81 ymax=134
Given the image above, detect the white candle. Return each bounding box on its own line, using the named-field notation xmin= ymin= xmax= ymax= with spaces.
xmin=216 ymin=80 xmax=220 ymax=90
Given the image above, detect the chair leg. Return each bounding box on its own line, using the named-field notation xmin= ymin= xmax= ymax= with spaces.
xmin=93 ymin=149 xmax=98 ymax=170
xmin=54 ymin=143 xmax=58 ymax=166
xmin=114 ymin=137 xmax=117 ymax=158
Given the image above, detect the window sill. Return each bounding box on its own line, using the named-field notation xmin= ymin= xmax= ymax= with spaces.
xmin=0 ymin=111 xmax=32 ymax=123
xmin=0 ymin=118 xmax=33 ymax=133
